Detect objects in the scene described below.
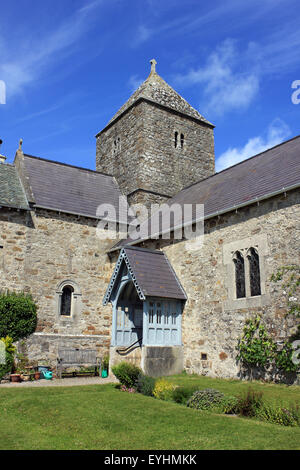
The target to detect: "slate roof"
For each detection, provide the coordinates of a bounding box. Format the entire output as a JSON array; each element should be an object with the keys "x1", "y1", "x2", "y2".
[
  {"x1": 110, "y1": 134, "x2": 300, "y2": 251},
  {"x1": 0, "y1": 164, "x2": 29, "y2": 210},
  {"x1": 103, "y1": 246, "x2": 187, "y2": 304},
  {"x1": 98, "y1": 70, "x2": 213, "y2": 133},
  {"x1": 19, "y1": 154, "x2": 128, "y2": 223}
]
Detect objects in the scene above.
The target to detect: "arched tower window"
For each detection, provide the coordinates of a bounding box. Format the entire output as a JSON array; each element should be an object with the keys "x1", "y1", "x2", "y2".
[
  {"x1": 247, "y1": 247, "x2": 261, "y2": 296},
  {"x1": 60, "y1": 285, "x2": 74, "y2": 316},
  {"x1": 174, "y1": 131, "x2": 178, "y2": 148},
  {"x1": 180, "y1": 133, "x2": 184, "y2": 148},
  {"x1": 233, "y1": 251, "x2": 246, "y2": 299}
]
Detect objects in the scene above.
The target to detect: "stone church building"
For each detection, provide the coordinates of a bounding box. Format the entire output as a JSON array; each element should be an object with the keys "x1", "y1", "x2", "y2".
[{"x1": 0, "y1": 60, "x2": 299, "y2": 379}]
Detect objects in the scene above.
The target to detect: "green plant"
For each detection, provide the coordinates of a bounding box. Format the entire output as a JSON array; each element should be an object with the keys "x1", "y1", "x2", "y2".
[
  {"x1": 111, "y1": 361, "x2": 142, "y2": 388},
  {"x1": 187, "y1": 388, "x2": 225, "y2": 411},
  {"x1": 219, "y1": 396, "x2": 239, "y2": 414},
  {"x1": 102, "y1": 355, "x2": 109, "y2": 371},
  {"x1": 0, "y1": 336, "x2": 16, "y2": 355},
  {"x1": 236, "y1": 316, "x2": 277, "y2": 378},
  {"x1": 153, "y1": 378, "x2": 175, "y2": 401},
  {"x1": 236, "y1": 388, "x2": 264, "y2": 417},
  {"x1": 257, "y1": 403, "x2": 300, "y2": 427},
  {"x1": 172, "y1": 385, "x2": 199, "y2": 405},
  {"x1": 275, "y1": 340, "x2": 300, "y2": 373},
  {"x1": 0, "y1": 291, "x2": 37, "y2": 342},
  {"x1": 135, "y1": 373, "x2": 156, "y2": 396},
  {"x1": 0, "y1": 351, "x2": 14, "y2": 380}
]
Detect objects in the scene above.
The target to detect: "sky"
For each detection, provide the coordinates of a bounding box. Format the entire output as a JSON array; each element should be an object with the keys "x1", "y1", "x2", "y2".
[{"x1": 0, "y1": 0, "x2": 300, "y2": 172}]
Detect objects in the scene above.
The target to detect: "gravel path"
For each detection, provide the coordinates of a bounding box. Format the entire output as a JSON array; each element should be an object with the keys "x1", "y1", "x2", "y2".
[{"x1": 0, "y1": 376, "x2": 118, "y2": 388}]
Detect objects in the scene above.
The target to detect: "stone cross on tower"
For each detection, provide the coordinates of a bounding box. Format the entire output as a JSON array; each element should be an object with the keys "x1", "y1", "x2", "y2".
[{"x1": 150, "y1": 58, "x2": 157, "y2": 73}]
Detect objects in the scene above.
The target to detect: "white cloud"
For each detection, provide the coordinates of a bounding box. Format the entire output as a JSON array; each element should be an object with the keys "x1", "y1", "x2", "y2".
[
  {"x1": 216, "y1": 118, "x2": 291, "y2": 172},
  {"x1": 0, "y1": 2, "x2": 106, "y2": 99},
  {"x1": 132, "y1": 25, "x2": 153, "y2": 47},
  {"x1": 175, "y1": 39, "x2": 260, "y2": 116},
  {"x1": 128, "y1": 75, "x2": 144, "y2": 92}
]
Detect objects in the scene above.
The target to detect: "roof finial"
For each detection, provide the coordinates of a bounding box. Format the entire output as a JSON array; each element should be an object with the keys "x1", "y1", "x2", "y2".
[
  {"x1": 18, "y1": 138, "x2": 23, "y2": 152},
  {"x1": 150, "y1": 58, "x2": 157, "y2": 74}
]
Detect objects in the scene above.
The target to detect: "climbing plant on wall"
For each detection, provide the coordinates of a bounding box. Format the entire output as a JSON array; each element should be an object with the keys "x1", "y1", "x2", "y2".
[
  {"x1": 237, "y1": 266, "x2": 300, "y2": 378},
  {"x1": 271, "y1": 265, "x2": 300, "y2": 373},
  {"x1": 236, "y1": 316, "x2": 277, "y2": 378}
]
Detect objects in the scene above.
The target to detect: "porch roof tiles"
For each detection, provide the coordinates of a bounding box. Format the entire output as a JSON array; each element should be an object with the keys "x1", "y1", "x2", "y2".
[{"x1": 103, "y1": 246, "x2": 187, "y2": 304}]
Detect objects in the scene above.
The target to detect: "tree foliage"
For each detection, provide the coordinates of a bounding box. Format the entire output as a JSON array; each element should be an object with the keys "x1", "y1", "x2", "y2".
[{"x1": 0, "y1": 291, "x2": 38, "y2": 342}]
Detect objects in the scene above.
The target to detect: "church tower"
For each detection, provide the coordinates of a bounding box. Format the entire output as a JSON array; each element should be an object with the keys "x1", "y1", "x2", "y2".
[{"x1": 96, "y1": 60, "x2": 215, "y2": 208}]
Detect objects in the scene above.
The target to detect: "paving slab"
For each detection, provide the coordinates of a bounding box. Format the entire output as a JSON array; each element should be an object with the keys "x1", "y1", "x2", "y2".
[{"x1": 0, "y1": 376, "x2": 118, "y2": 388}]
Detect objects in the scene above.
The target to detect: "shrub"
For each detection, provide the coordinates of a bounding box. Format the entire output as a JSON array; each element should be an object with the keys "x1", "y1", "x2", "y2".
[
  {"x1": 172, "y1": 385, "x2": 199, "y2": 405},
  {"x1": 219, "y1": 396, "x2": 239, "y2": 414},
  {"x1": 0, "y1": 336, "x2": 16, "y2": 355},
  {"x1": 257, "y1": 403, "x2": 300, "y2": 427},
  {"x1": 153, "y1": 378, "x2": 175, "y2": 401},
  {"x1": 0, "y1": 292, "x2": 37, "y2": 342},
  {"x1": 0, "y1": 351, "x2": 14, "y2": 380},
  {"x1": 111, "y1": 361, "x2": 142, "y2": 388},
  {"x1": 187, "y1": 388, "x2": 225, "y2": 411},
  {"x1": 135, "y1": 374, "x2": 156, "y2": 396},
  {"x1": 236, "y1": 388, "x2": 264, "y2": 417},
  {"x1": 275, "y1": 340, "x2": 300, "y2": 373}
]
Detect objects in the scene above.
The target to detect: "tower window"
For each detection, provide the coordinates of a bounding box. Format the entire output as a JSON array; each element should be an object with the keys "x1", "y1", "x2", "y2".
[
  {"x1": 233, "y1": 251, "x2": 246, "y2": 299},
  {"x1": 174, "y1": 132, "x2": 178, "y2": 148},
  {"x1": 174, "y1": 132, "x2": 184, "y2": 149},
  {"x1": 113, "y1": 137, "x2": 121, "y2": 155}
]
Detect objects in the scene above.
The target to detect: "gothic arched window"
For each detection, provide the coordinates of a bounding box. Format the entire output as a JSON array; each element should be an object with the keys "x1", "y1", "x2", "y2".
[
  {"x1": 248, "y1": 247, "x2": 261, "y2": 296},
  {"x1": 233, "y1": 251, "x2": 246, "y2": 298},
  {"x1": 60, "y1": 285, "x2": 74, "y2": 316}
]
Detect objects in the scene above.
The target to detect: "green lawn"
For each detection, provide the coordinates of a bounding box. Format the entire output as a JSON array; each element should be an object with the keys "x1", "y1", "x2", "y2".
[
  {"x1": 165, "y1": 373, "x2": 300, "y2": 406},
  {"x1": 0, "y1": 376, "x2": 299, "y2": 450}
]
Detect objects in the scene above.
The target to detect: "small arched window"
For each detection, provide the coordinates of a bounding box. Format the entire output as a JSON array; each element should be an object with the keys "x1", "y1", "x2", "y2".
[
  {"x1": 174, "y1": 131, "x2": 178, "y2": 148},
  {"x1": 60, "y1": 285, "x2": 74, "y2": 316},
  {"x1": 233, "y1": 251, "x2": 246, "y2": 298},
  {"x1": 247, "y1": 247, "x2": 261, "y2": 296},
  {"x1": 180, "y1": 133, "x2": 184, "y2": 148}
]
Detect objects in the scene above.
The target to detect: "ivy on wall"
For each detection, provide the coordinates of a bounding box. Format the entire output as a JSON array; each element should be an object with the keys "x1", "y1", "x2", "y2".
[{"x1": 236, "y1": 265, "x2": 300, "y2": 376}]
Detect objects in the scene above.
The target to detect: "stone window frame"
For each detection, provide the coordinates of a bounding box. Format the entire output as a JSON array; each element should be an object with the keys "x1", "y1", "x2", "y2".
[
  {"x1": 56, "y1": 280, "x2": 82, "y2": 321},
  {"x1": 223, "y1": 234, "x2": 270, "y2": 310},
  {"x1": 174, "y1": 130, "x2": 184, "y2": 150}
]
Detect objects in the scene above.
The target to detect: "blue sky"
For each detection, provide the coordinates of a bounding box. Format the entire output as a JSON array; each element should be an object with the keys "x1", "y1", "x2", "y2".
[{"x1": 0, "y1": 0, "x2": 299, "y2": 172}]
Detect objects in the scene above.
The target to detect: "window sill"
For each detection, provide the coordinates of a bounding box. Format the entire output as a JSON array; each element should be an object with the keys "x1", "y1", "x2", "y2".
[{"x1": 223, "y1": 293, "x2": 270, "y2": 311}]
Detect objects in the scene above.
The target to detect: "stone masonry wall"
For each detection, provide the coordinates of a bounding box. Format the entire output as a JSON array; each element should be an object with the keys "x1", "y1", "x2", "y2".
[
  {"x1": 96, "y1": 100, "x2": 215, "y2": 205},
  {"x1": 139, "y1": 189, "x2": 300, "y2": 381},
  {"x1": 0, "y1": 207, "x2": 115, "y2": 367}
]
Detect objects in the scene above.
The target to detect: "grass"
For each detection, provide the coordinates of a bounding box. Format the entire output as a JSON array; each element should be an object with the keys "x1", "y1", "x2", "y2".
[
  {"x1": 0, "y1": 375, "x2": 299, "y2": 450},
  {"x1": 165, "y1": 373, "x2": 300, "y2": 406}
]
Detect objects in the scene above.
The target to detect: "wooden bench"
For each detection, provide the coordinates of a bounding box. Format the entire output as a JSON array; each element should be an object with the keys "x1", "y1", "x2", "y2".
[{"x1": 57, "y1": 348, "x2": 101, "y2": 379}]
